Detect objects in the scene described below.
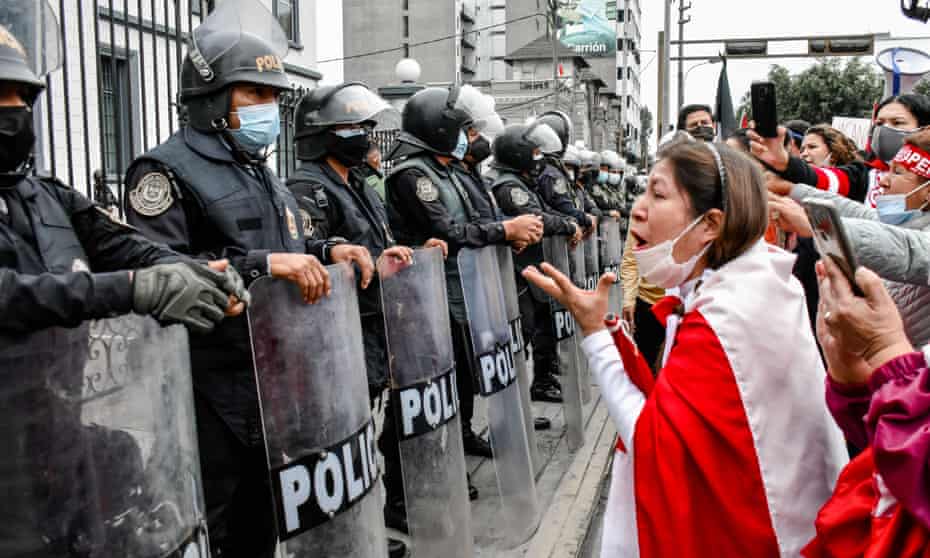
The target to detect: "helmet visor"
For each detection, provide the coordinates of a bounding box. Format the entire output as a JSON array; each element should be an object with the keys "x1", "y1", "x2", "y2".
[
  {"x1": 312, "y1": 84, "x2": 395, "y2": 128},
  {"x1": 190, "y1": 0, "x2": 288, "y2": 76},
  {"x1": 526, "y1": 122, "x2": 563, "y2": 155},
  {"x1": 0, "y1": 0, "x2": 62, "y2": 79}
]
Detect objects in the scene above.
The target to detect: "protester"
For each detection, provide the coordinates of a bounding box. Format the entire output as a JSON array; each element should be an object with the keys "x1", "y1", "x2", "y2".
[
  {"x1": 619, "y1": 230, "x2": 665, "y2": 373},
  {"x1": 524, "y1": 138, "x2": 847, "y2": 557},
  {"x1": 725, "y1": 128, "x2": 752, "y2": 153},
  {"x1": 804, "y1": 257, "x2": 930, "y2": 557},
  {"x1": 677, "y1": 103, "x2": 715, "y2": 141},
  {"x1": 751, "y1": 94, "x2": 930, "y2": 205},
  {"x1": 801, "y1": 124, "x2": 861, "y2": 168},
  {"x1": 769, "y1": 127, "x2": 930, "y2": 348}
]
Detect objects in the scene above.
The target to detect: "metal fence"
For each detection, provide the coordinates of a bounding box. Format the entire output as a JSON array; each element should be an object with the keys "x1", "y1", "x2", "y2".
[{"x1": 371, "y1": 129, "x2": 400, "y2": 173}]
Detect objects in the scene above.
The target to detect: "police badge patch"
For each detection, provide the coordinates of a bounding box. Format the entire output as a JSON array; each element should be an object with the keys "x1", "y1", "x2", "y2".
[
  {"x1": 415, "y1": 176, "x2": 439, "y2": 202},
  {"x1": 510, "y1": 188, "x2": 530, "y2": 207},
  {"x1": 129, "y1": 173, "x2": 174, "y2": 217},
  {"x1": 299, "y1": 209, "x2": 314, "y2": 236},
  {"x1": 285, "y1": 207, "x2": 299, "y2": 239},
  {"x1": 554, "y1": 178, "x2": 568, "y2": 195}
]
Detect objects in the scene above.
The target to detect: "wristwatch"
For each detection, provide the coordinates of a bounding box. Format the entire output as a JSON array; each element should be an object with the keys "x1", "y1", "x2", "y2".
[{"x1": 322, "y1": 236, "x2": 348, "y2": 263}]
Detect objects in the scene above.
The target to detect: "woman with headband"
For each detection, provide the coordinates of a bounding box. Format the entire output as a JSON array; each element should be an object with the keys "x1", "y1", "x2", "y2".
[{"x1": 523, "y1": 138, "x2": 847, "y2": 558}]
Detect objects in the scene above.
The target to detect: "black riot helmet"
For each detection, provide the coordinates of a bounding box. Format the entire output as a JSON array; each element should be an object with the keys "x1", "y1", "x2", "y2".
[
  {"x1": 535, "y1": 111, "x2": 572, "y2": 156},
  {"x1": 386, "y1": 86, "x2": 472, "y2": 160},
  {"x1": 492, "y1": 122, "x2": 562, "y2": 173},
  {"x1": 180, "y1": 0, "x2": 291, "y2": 132},
  {"x1": 294, "y1": 82, "x2": 393, "y2": 161},
  {"x1": 0, "y1": 0, "x2": 61, "y2": 105}
]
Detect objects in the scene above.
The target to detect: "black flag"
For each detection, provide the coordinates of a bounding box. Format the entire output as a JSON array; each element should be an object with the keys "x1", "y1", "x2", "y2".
[{"x1": 715, "y1": 57, "x2": 737, "y2": 139}]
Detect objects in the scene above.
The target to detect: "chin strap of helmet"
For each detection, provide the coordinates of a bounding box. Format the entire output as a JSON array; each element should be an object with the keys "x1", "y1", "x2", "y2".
[{"x1": 219, "y1": 129, "x2": 273, "y2": 166}]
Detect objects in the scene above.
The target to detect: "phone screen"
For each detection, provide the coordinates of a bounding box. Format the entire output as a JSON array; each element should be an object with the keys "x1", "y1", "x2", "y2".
[{"x1": 804, "y1": 201, "x2": 865, "y2": 296}]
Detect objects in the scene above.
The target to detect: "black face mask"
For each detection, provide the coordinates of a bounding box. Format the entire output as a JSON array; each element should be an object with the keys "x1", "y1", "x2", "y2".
[
  {"x1": 466, "y1": 135, "x2": 491, "y2": 164},
  {"x1": 0, "y1": 107, "x2": 35, "y2": 172},
  {"x1": 328, "y1": 128, "x2": 371, "y2": 167},
  {"x1": 687, "y1": 125, "x2": 715, "y2": 142}
]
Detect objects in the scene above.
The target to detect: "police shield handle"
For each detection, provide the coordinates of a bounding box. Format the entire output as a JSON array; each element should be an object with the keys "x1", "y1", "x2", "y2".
[
  {"x1": 522, "y1": 263, "x2": 615, "y2": 338},
  {"x1": 268, "y1": 252, "x2": 331, "y2": 303}
]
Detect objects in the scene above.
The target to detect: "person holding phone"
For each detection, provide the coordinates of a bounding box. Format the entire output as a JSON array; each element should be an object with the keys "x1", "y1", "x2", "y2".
[
  {"x1": 523, "y1": 137, "x2": 847, "y2": 558},
  {"x1": 768, "y1": 128, "x2": 930, "y2": 349},
  {"x1": 804, "y1": 257, "x2": 930, "y2": 556},
  {"x1": 752, "y1": 94, "x2": 930, "y2": 205}
]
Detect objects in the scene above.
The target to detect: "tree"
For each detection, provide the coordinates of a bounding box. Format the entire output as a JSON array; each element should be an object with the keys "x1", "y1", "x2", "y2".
[
  {"x1": 913, "y1": 78, "x2": 930, "y2": 98},
  {"x1": 737, "y1": 58, "x2": 883, "y2": 126},
  {"x1": 639, "y1": 106, "x2": 653, "y2": 168}
]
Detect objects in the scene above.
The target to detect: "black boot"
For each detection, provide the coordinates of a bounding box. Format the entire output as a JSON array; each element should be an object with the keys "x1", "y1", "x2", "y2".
[
  {"x1": 462, "y1": 429, "x2": 494, "y2": 458},
  {"x1": 388, "y1": 538, "x2": 407, "y2": 558},
  {"x1": 534, "y1": 416, "x2": 552, "y2": 430},
  {"x1": 384, "y1": 500, "x2": 409, "y2": 534},
  {"x1": 531, "y1": 375, "x2": 563, "y2": 403}
]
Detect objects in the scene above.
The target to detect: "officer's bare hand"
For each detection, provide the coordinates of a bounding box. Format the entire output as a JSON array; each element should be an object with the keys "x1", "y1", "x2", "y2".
[
  {"x1": 569, "y1": 223, "x2": 583, "y2": 248},
  {"x1": 423, "y1": 238, "x2": 449, "y2": 258},
  {"x1": 522, "y1": 263, "x2": 615, "y2": 337},
  {"x1": 206, "y1": 259, "x2": 247, "y2": 316},
  {"x1": 379, "y1": 246, "x2": 414, "y2": 269},
  {"x1": 512, "y1": 240, "x2": 529, "y2": 254},
  {"x1": 583, "y1": 215, "x2": 598, "y2": 239},
  {"x1": 503, "y1": 214, "x2": 544, "y2": 244},
  {"x1": 330, "y1": 244, "x2": 376, "y2": 289},
  {"x1": 609, "y1": 210, "x2": 621, "y2": 220},
  {"x1": 269, "y1": 253, "x2": 331, "y2": 304}
]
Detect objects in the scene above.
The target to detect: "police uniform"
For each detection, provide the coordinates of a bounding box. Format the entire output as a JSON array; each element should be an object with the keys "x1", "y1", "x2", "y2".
[
  {"x1": 450, "y1": 160, "x2": 502, "y2": 224},
  {"x1": 536, "y1": 162, "x2": 593, "y2": 229},
  {"x1": 0, "y1": 175, "x2": 181, "y2": 336},
  {"x1": 123, "y1": 126, "x2": 334, "y2": 557},
  {"x1": 492, "y1": 169, "x2": 576, "y2": 386}
]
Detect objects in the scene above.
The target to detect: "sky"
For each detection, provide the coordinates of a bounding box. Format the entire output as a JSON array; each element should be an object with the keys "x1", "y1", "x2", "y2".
[{"x1": 315, "y1": 1, "x2": 930, "y2": 141}]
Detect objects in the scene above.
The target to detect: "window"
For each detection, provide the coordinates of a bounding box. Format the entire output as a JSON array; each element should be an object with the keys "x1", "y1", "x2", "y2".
[
  {"x1": 274, "y1": 0, "x2": 300, "y2": 47},
  {"x1": 403, "y1": 16, "x2": 409, "y2": 38},
  {"x1": 99, "y1": 55, "x2": 131, "y2": 176},
  {"x1": 191, "y1": 0, "x2": 214, "y2": 16}
]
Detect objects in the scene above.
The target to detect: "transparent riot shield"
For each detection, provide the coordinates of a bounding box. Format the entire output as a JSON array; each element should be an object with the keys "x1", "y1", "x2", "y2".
[
  {"x1": 600, "y1": 218, "x2": 623, "y2": 315},
  {"x1": 0, "y1": 316, "x2": 208, "y2": 558},
  {"x1": 459, "y1": 246, "x2": 540, "y2": 547},
  {"x1": 497, "y1": 244, "x2": 542, "y2": 477},
  {"x1": 570, "y1": 241, "x2": 592, "y2": 406},
  {"x1": 378, "y1": 247, "x2": 474, "y2": 558},
  {"x1": 543, "y1": 236, "x2": 586, "y2": 452},
  {"x1": 248, "y1": 266, "x2": 386, "y2": 558}
]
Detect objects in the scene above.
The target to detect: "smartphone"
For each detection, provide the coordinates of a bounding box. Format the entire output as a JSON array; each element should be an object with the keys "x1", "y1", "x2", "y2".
[
  {"x1": 801, "y1": 198, "x2": 865, "y2": 296},
  {"x1": 751, "y1": 81, "x2": 778, "y2": 138}
]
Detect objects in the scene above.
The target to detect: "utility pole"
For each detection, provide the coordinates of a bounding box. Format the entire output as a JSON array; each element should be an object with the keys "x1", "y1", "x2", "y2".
[
  {"x1": 660, "y1": 0, "x2": 672, "y2": 138},
  {"x1": 657, "y1": 29, "x2": 666, "y2": 141},
  {"x1": 617, "y1": 0, "x2": 628, "y2": 155},
  {"x1": 549, "y1": 0, "x2": 560, "y2": 111},
  {"x1": 677, "y1": 1, "x2": 692, "y2": 109}
]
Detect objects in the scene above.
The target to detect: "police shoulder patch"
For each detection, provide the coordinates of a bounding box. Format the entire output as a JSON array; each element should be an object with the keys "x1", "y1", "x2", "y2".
[
  {"x1": 553, "y1": 177, "x2": 568, "y2": 195},
  {"x1": 415, "y1": 176, "x2": 439, "y2": 203},
  {"x1": 299, "y1": 208, "x2": 314, "y2": 236},
  {"x1": 510, "y1": 187, "x2": 530, "y2": 207},
  {"x1": 129, "y1": 172, "x2": 174, "y2": 217}
]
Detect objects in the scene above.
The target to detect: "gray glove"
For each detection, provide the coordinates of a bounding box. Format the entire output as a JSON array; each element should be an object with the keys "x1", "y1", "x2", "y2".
[
  {"x1": 132, "y1": 262, "x2": 230, "y2": 333},
  {"x1": 215, "y1": 265, "x2": 251, "y2": 307}
]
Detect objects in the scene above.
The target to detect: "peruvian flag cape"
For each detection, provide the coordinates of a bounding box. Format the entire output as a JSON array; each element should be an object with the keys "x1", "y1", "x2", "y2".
[{"x1": 598, "y1": 241, "x2": 848, "y2": 558}]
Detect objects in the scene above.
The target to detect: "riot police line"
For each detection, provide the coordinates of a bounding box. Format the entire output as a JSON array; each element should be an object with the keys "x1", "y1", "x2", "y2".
[{"x1": 0, "y1": 0, "x2": 638, "y2": 556}]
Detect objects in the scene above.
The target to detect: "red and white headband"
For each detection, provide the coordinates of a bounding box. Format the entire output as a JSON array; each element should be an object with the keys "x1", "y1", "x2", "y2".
[{"x1": 893, "y1": 143, "x2": 930, "y2": 179}]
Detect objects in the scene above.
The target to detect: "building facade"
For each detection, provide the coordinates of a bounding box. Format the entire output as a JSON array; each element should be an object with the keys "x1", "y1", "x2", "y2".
[{"x1": 33, "y1": 0, "x2": 321, "y2": 207}]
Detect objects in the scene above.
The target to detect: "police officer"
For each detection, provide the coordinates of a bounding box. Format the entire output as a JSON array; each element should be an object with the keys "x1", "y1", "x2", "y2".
[
  {"x1": 121, "y1": 5, "x2": 374, "y2": 557},
  {"x1": 491, "y1": 123, "x2": 582, "y2": 402},
  {"x1": 535, "y1": 111, "x2": 598, "y2": 237},
  {"x1": 0, "y1": 3, "x2": 239, "y2": 339},
  {"x1": 286, "y1": 82, "x2": 443, "y2": 549},
  {"x1": 385, "y1": 86, "x2": 544, "y2": 461},
  {"x1": 448, "y1": 86, "x2": 505, "y2": 224}
]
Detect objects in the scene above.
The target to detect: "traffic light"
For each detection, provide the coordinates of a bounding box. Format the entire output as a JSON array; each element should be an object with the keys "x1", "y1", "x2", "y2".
[
  {"x1": 724, "y1": 40, "x2": 767, "y2": 57},
  {"x1": 808, "y1": 38, "x2": 874, "y2": 56}
]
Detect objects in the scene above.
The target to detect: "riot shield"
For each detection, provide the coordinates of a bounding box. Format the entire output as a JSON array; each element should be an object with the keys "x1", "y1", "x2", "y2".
[
  {"x1": 378, "y1": 247, "x2": 474, "y2": 558},
  {"x1": 570, "y1": 241, "x2": 592, "y2": 405},
  {"x1": 248, "y1": 266, "x2": 386, "y2": 558},
  {"x1": 0, "y1": 316, "x2": 208, "y2": 558},
  {"x1": 497, "y1": 244, "x2": 542, "y2": 477},
  {"x1": 459, "y1": 246, "x2": 540, "y2": 547},
  {"x1": 600, "y1": 218, "x2": 623, "y2": 315},
  {"x1": 543, "y1": 236, "x2": 586, "y2": 452}
]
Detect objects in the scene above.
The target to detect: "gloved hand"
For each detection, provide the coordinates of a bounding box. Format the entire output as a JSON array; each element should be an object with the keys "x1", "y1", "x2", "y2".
[
  {"x1": 132, "y1": 262, "x2": 231, "y2": 333},
  {"x1": 205, "y1": 259, "x2": 251, "y2": 307}
]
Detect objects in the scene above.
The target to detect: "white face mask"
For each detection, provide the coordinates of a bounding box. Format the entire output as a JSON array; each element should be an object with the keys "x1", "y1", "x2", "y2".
[{"x1": 633, "y1": 215, "x2": 710, "y2": 289}]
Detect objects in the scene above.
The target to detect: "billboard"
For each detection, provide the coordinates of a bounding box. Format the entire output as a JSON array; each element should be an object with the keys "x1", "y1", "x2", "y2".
[{"x1": 557, "y1": 0, "x2": 616, "y2": 58}]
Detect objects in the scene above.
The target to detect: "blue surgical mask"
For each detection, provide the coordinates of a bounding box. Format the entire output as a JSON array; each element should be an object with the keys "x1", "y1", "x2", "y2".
[
  {"x1": 597, "y1": 170, "x2": 609, "y2": 184},
  {"x1": 229, "y1": 102, "x2": 280, "y2": 153},
  {"x1": 608, "y1": 172, "x2": 622, "y2": 185},
  {"x1": 876, "y1": 179, "x2": 930, "y2": 225},
  {"x1": 451, "y1": 130, "x2": 468, "y2": 160}
]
